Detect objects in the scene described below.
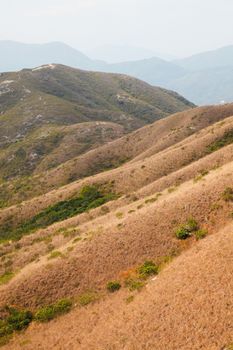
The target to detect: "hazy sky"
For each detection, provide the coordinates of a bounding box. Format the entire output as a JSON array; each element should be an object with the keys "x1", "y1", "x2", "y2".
[{"x1": 1, "y1": 0, "x2": 233, "y2": 57}]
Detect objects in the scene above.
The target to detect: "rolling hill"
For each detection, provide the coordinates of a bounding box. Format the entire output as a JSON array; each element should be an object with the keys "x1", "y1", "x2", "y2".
[
  {"x1": 2, "y1": 41, "x2": 233, "y2": 105},
  {"x1": 0, "y1": 60, "x2": 232, "y2": 349},
  {"x1": 0, "y1": 100, "x2": 232, "y2": 349},
  {"x1": 0, "y1": 64, "x2": 193, "y2": 182}
]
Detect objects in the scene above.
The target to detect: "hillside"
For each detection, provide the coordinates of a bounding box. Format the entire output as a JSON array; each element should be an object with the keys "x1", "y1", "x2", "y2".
[
  {"x1": 1, "y1": 103, "x2": 232, "y2": 209},
  {"x1": 2, "y1": 41, "x2": 233, "y2": 105},
  {"x1": 0, "y1": 101, "x2": 232, "y2": 349},
  {"x1": 0, "y1": 64, "x2": 193, "y2": 181}
]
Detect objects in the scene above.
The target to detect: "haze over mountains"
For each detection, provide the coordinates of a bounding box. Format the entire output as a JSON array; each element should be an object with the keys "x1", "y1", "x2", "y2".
[
  {"x1": 1, "y1": 40, "x2": 233, "y2": 105},
  {"x1": 85, "y1": 45, "x2": 176, "y2": 63}
]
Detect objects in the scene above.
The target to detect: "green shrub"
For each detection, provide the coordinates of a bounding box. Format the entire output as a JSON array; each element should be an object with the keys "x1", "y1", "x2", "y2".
[
  {"x1": 206, "y1": 129, "x2": 233, "y2": 153},
  {"x1": 0, "y1": 272, "x2": 15, "y2": 285},
  {"x1": 222, "y1": 187, "x2": 233, "y2": 202},
  {"x1": 106, "y1": 281, "x2": 121, "y2": 293},
  {"x1": 125, "y1": 295, "x2": 134, "y2": 304},
  {"x1": 175, "y1": 226, "x2": 191, "y2": 240},
  {"x1": 125, "y1": 278, "x2": 145, "y2": 291},
  {"x1": 78, "y1": 292, "x2": 97, "y2": 306},
  {"x1": 195, "y1": 229, "x2": 207, "y2": 240},
  {"x1": 35, "y1": 298, "x2": 72, "y2": 322},
  {"x1": 6, "y1": 308, "x2": 33, "y2": 331},
  {"x1": 175, "y1": 218, "x2": 199, "y2": 240},
  {"x1": 186, "y1": 218, "x2": 199, "y2": 231},
  {"x1": 0, "y1": 307, "x2": 33, "y2": 344},
  {"x1": 138, "y1": 261, "x2": 158, "y2": 278}
]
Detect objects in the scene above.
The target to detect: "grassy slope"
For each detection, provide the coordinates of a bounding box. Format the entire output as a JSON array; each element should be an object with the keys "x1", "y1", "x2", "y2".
[
  {"x1": 0, "y1": 105, "x2": 232, "y2": 349},
  {"x1": 0, "y1": 64, "x2": 193, "y2": 182},
  {"x1": 0, "y1": 103, "x2": 233, "y2": 208}
]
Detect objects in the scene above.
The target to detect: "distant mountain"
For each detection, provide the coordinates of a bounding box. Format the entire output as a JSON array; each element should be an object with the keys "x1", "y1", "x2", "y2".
[
  {"x1": 167, "y1": 66, "x2": 233, "y2": 105},
  {"x1": 107, "y1": 57, "x2": 186, "y2": 86},
  {"x1": 175, "y1": 45, "x2": 233, "y2": 71},
  {"x1": 85, "y1": 45, "x2": 176, "y2": 63},
  {"x1": 0, "y1": 64, "x2": 193, "y2": 180},
  {"x1": 168, "y1": 45, "x2": 233, "y2": 104},
  {"x1": 1, "y1": 41, "x2": 233, "y2": 105},
  {"x1": 0, "y1": 41, "x2": 103, "y2": 72}
]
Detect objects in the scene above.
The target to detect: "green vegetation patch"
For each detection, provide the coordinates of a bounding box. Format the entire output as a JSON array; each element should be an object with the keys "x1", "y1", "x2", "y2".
[
  {"x1": 195, "y1": 229, "x2": 207, "y2": 240},
  {"x1": 138, "y1": 260, "x2": 159, "y2": 278},
  {"x1": 0, "y1": 272, "x2": 15, "y2": 286},
  {"x1": 175, "y1": 218, "x2": 199, "y2": 240},
  {"x1": 124, "y1": 278, "x2": 145, "y2": 291},
  {"x1": 0, "y1": 307, "x2": 33, "y2": 344},
  {"x1": 0, "y1": 185, "x2": 118, "y2": 242},
  {"x1": 106, "y1": 281, "x2": 121, "y2": 293},
  {"x1": 206, "y1": 129, "x2": 233, "y2": 153},
  {"x1": 34, "y1": 298, "x2": 72, "y2": 322},
  {"x1": 77, "y1": 292, "x2": 98, "y2": 306},
  {"x1": 222, "y1": 187, "x2": 233, "y2": 202}
]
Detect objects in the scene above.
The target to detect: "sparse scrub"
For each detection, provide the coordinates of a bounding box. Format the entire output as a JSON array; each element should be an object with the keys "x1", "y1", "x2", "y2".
[
  {"x1": 125, "y1": 295, "x2": 134, "y2": 304},
  {"x1": 0, "y1": 271, "x2": 15, "y2": 285},
  {"x1": 35, "y1": 298, "x2": 72, "y2": 322},
  {"x1": 194, "y1": 169, "x2": 209, "y2": 183},
  {"x1": 145, "y1": 197, "x2": 157, "y2": 204},
  {"x1": 125, "y1": 278, "x2": 145, "y2": 291},
  {"x1": 0, "y1": 307, "x2": 33, "y2": 344},
  {"x1": 175, "y1": 218, "x2": 199, "y2": 240},
  {"x1": 116, "y1": 212, "x2": 123, "y2": 219},
  {"x1": 206, "y1": 129, "x2": 233, "y2": 153},
  {"x1": 168, "y1": 186, "x2": 177, "y2": 193},
  {"x1": 222, "y1": 187, "x2": 233, "y2": 202},
  {"x1": 0, "y1": 185, "x2": 118, "y2": 242},
  {"x1": 72, "y1": 237, "x2": 82, "y2": 244},
  {"x1": 78, "y1": 292, "x2": 98, "y2": 306},
  {"x1": 106, "y1": 281, "x2": 121, "y2": 292},
  {"x1": 138, "y1": 260, "x2": 158, "y2": 278},
  {"x1": 195, "y1": 229, "x2": 208, "y2": 240},
  {"x1": 48, "y1": 251, "x2": 64, "y2": 260}
]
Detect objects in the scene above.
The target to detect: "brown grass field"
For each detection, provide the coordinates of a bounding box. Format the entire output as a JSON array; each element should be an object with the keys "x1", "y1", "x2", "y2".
[{"x1": 0, "y1": 103, "x2": 233, "y2": 349}]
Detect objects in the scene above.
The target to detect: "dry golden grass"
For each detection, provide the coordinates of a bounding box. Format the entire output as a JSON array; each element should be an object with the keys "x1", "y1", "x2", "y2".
[{"x1": 0, "y1": 104, "x2": 233, "y2": 349}]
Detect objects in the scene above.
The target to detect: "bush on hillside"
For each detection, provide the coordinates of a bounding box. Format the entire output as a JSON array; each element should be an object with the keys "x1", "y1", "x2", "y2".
[
  {"x1": 222, "y1": 187, "x2": 233, "y2": 202},
  {"x1": 138, "y1": 260, "x2": 158, "y2": 278},
  {"x1": 106, "y1": 281, "x2": 121, "y2": 293},
  {"x1": 175, "y1": 218, "x2": 199, "y2": 240},
  {"x1": 35, "y1": 298, "x2": 72, "y2": 322}
]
